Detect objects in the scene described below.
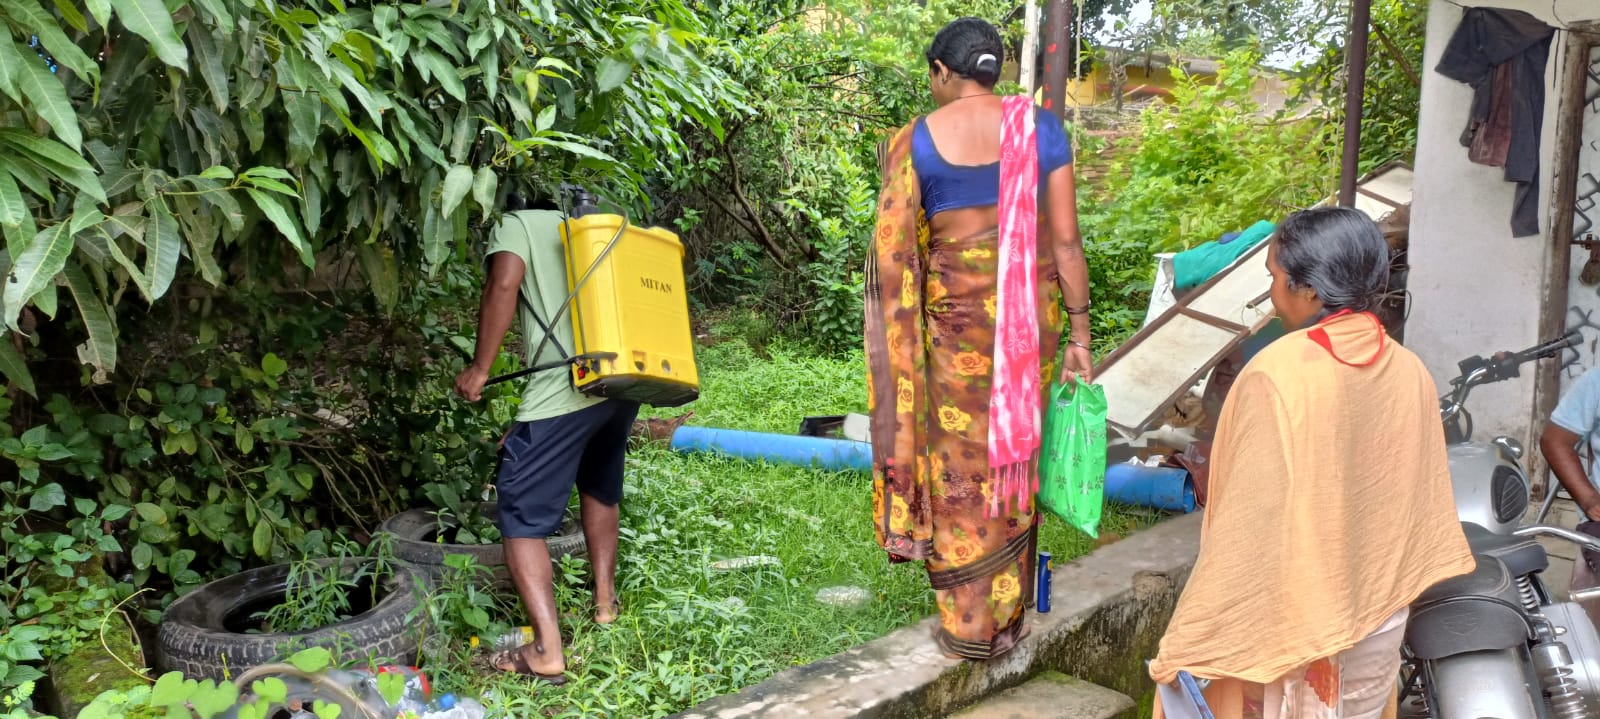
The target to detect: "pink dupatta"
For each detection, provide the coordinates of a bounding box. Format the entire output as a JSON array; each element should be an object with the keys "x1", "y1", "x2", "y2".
[{"x1": 988, "y1": 95, "x2": 1042, "y2": 518}]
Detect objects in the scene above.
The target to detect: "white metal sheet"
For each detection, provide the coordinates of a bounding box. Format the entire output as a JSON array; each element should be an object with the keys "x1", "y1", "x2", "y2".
[
  {"x1": 1098, "y1": 314, "x2": 1236, "y2": 434},
  {"x1": 1092, "y1": 163, "x2": 1416, "y2": 437},
  {"x1": 1185, "y1": 244, "x2": 1273, "y2": 328}
]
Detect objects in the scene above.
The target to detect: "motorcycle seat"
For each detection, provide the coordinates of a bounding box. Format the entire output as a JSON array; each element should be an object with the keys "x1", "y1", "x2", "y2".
[
  {"x1": 1406, "y1": 555, "x2": 1529, "y2": 660},
  {"x1": 1462, "y1": 521, "x2": 1549, "y2": 577}
]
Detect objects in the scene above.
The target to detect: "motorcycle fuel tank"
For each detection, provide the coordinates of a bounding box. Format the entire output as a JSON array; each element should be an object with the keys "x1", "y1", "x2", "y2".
[{"x1": 1448, "y1": 441, "x2": 1531, "y2": 535}]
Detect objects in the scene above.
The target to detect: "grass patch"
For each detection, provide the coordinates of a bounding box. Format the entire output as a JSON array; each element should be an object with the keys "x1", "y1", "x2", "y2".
[{"x1": 425, "y1": 340, "x2": 1159, "y2": 717}]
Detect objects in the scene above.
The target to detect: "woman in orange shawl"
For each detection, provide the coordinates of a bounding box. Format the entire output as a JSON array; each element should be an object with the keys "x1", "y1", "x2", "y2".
[
  {"x1": 864, "y1": 17, "x2": 1093, "y2": 660},
  {"x1": 1148, "y1": 207, "x2": 1474, "y2": 718}
]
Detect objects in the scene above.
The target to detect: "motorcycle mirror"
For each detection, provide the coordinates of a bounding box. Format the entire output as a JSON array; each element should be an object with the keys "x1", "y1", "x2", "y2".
[{"x1": 1493, "y1": 436, "x2": 1525, "y2": 461}]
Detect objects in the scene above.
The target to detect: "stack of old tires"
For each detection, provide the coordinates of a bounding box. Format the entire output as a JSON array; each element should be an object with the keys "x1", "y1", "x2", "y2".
[
  {"x1": 377, "y1": 501, "x2": 587, "y2": 590},
  {"x1": 154, "y1": 502, "x2": 585, "y2": 681},
  {"x1": 156, "y1": 558, "x2": 427, "y2": 681}
]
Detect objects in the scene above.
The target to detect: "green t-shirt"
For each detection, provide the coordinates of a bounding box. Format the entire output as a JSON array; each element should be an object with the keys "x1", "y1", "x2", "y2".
[{"x1": 488, "y1": 210, "x2": 604, "y2": 422}]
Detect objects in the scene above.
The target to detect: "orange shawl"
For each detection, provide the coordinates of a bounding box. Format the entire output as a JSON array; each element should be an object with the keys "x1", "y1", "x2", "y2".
[{"x1": 1149, "y1": 313, "x2": 1473, "y2": 686}]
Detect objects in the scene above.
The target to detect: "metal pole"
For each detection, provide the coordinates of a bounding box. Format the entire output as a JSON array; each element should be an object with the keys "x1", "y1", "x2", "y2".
[
  {"x1": 1338, "y1": 0, "x2": 1373, "y2": 207},
  {"x1": 1020, "y1": 0, "x2": 1041, "y2": 92},
  {"x1": 1040, "y1": 0, "x2": 1072, "y2": 119}
]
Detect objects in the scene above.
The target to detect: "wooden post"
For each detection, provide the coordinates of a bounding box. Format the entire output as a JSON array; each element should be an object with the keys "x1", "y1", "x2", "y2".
[
  {"x1": 1337, "y1": 0, "x2": 1373, "y2": 207},
  {"x1": 1040, "y1": 0, "x2": 1072, "y2": 119},
  {"x1": 1020, "y1": 0, "x2": 1041, "y2": 92}
]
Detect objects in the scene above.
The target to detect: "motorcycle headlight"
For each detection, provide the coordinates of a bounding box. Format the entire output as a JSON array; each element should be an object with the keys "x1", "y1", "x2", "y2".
[{"x1": 1492, "y1": 465, "x2": 1529, "y2": 525}]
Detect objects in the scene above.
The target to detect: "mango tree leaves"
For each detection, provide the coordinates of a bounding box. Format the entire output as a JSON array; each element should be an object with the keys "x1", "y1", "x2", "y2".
[
  {"x1": 415, "y1": 50, "x2": 465, "y2": 102},
  {"x1": 0, "y1": 330, "x2": 35, "y2": 398},
  {"x1": 472, "y1": 166, "x2": 497, "y2": 212},
  {"x1": 101, "y1": 222, "x2": 154, "y2": 301},
  {"x1": 440, "y1": 164, "x2": 472, "y2": 218},
  {"x1": 283, "y1": 90, "x2": 322, "y2": 165},
  {"x1": 188, "y1": 24, "x2": 231, "y2": 113},
  {"x1": 0, "y1": 0, "x2": 98, "y2": 80},
  {"x1": 0, "y1": 130, "x2": 106, "y2": 203},
  {"x1": 144, "y1": 200, "x2": 181, "y2": 300},
  {"x1": 15, "y1": 59, "x2": 81, "y2": 150},
  {"x1": 108, "y1": 0, "x2": 189, "y2": 68},
  {"x1": 62, "y1": 261, "x2": 116, "y2": 380},
  {"x1": 0, "y1": 39, "x2": 22, "y2": 102},
  {"x1": 3, "y1": 221, "x2": 73, "y2": 329},
  {"x1": 596, "y1": 57, "x2": 632, "y2": 93},
  {"x1": 0, "y1": 163, "x2": 23, "y2": 225},
  {"x1": 420, "y1": 203, "x2": 449, "y2": 272},
  {"x1": 0, "y1": 0, "x2": 749, "y2": 382},
  {"x1": 355, "y1": 242, "x2": 398, "y2": 312},
  {"x1": 245, "y1": 189, "x2": 313, "y2": 268}
]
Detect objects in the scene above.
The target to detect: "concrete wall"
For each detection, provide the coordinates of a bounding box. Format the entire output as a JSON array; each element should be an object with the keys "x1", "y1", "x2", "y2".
[{"x1": 1407, "y1": 0, "x2": 1600, "y2": 449}]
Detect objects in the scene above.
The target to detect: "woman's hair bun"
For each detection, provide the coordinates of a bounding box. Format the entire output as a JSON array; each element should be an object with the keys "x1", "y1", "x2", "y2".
[{"x1": 926, "y1": 17, "x2": 1005, "y2": 89}]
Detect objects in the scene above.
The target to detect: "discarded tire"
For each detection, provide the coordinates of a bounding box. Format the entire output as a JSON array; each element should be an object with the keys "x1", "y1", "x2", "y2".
[
  {"x1": 157, "y1": 559, "x2": 424, "y2": 682},
  {"x1": 377, "y1": 502, "x2": 586, "y2": 586}
]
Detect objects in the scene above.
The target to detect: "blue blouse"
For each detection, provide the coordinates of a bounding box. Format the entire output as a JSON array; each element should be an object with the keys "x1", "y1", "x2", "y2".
[{"x1": 912, "y1": 107, "x2": 1074, "y2": 219}]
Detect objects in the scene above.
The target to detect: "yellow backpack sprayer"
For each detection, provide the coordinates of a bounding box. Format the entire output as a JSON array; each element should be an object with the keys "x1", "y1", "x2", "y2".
[{"x1": 483, "y1": 186, "x2": 699, "y2": 408}]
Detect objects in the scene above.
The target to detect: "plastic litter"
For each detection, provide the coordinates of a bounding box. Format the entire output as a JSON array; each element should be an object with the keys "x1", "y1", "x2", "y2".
[
  {"x1": 421, "y1": 697, "x2": 487, "y2": 719},
  {"x1": 470, "y1": 625, "x2": 534, "y2": 653},
  {"x1": 815, "y1": 585, "x2": 871, "y2": 608},
  {"x1": 711, "y1": 555, "x2": 781, "y2": 571}
]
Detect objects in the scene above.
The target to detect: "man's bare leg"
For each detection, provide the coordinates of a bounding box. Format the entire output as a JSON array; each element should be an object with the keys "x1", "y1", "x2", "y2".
[
  {"x1": 581, "y1": 493, "x2": 620, "y2": 624},
  {"x1": 502, "y1": 537, "x2": 564, "y2": 674}
]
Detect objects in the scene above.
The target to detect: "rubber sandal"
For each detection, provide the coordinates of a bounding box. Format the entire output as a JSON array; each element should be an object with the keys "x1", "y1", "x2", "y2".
[{"x1": 491, "y1": 645, "x2": 568, "y2": 686}]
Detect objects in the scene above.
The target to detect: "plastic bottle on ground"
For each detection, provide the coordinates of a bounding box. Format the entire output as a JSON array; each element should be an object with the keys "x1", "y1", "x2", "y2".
[
  {"x1": 469, "y1": 625, "x2": 534, "y2": 653},
  {"x1": 420, "y1": 696, "x2": 487, "y2": 719}
]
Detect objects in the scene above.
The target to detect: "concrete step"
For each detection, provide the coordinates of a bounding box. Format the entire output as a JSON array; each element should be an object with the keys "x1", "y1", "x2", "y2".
[{"x1": 947, "y1": 671, "x2": 1136, "y2": 719}]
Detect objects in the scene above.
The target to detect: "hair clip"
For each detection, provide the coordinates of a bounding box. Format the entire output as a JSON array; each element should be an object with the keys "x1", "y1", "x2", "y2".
[{"x1": 976, "y1": 53, "x2": 998, "y2": 70}]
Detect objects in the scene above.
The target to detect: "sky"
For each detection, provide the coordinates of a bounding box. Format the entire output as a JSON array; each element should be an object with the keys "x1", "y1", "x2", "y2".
[{"x1": 1109, "y1": 0, "x2": 1328, "y2": 68}]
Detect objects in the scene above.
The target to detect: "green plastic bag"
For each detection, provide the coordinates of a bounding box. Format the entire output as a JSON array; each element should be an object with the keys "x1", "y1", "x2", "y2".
[{"x1": 1038, "y1": 378, "x2": 1108, "y2": 538}]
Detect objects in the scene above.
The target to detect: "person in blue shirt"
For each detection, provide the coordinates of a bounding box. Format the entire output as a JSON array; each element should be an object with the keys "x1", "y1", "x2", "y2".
[{"x1": 1540, "y1": 364, "x2": 1600, "y2": 625}]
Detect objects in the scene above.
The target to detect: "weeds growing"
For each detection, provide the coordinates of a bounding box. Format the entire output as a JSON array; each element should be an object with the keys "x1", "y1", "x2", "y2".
[{"x1": 411, "y1": 340, "x2": 1157, "y2": 717}]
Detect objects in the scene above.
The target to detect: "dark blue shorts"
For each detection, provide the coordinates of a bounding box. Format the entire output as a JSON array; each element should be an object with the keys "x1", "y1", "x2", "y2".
[{"x1": 495, "y1": 400, "x2": 640, "y2": 539}]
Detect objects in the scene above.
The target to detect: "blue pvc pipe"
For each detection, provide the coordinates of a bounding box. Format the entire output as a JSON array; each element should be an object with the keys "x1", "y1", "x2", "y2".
[
  {"x1": 670, "y1": 426, "x2": 1197, "y2": 514},
  {"x1": 1104, "y1": 463, "x2": 1196, "y2": 513},
  {"x1": 670, "y1": 426, "x2": 873, "y2": 473}
]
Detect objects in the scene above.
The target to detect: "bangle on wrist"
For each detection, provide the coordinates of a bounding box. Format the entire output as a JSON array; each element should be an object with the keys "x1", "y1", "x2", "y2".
[
  {"x1": 1064, "y1": 302, "x2": 1091, "y2": 315},
  {"x1": 1067, "y1": 339, "x2": 1090, "y2": 350}
]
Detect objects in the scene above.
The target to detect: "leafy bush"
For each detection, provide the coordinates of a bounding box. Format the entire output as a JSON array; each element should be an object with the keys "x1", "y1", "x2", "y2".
[
  {"x1": 1077, "y1": 48, "x2": 1337, "y2": 347},
  {"x1": 666, "y1": 0, "x2": 1016, "y2": 350},
  {"x1": 1302, "y1": 0, "x2": 1426, "y2": 172},
  {"x1": 0, "y1": 0, "x2": 743, "y2": 390}
]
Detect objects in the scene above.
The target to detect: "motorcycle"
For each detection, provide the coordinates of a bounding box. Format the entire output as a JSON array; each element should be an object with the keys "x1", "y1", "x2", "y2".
[{"x1": 1402, "y1": 330, "x2": 1600, "y2": 719}]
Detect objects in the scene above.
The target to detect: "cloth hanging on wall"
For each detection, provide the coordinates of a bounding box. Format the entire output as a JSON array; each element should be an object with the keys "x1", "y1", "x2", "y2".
[{"x1": 1434, "y1": 6, "x2": 1555, "y2": 238}]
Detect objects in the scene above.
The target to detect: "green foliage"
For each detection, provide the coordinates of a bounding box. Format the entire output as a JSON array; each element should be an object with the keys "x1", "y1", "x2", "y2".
[
  {"x1": 257, "y1": 540, "x2": 392, "y2": 634},
  {"x1": 1303, "y1": 0, "x2": 1426, "y2": 171},
  {"x1": 669, "y1": 0, "x2": 1016, "y2": 350},
  {"x1": 429, "y1": 505, "x2": 502, "y2": 546},
  {"x1": 1114, "y1": 0, "x2": 1345, "y2": 61},
  {"x1": 1075, "y1": 50, "x2": 1336, "y2": 347},
  {"x1": 0, "y1": 0, "x2": 745, "y2": 389},
  {"x1": 0, "y1": 405, "x2": 127, "y2": 691},
  {"x1": 0, "y1": 263, "x2": 518, "y2": 689}
]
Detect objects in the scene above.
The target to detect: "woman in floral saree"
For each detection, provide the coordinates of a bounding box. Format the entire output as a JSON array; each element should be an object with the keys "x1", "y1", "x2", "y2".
[{"x1": 865, "y1": 17, "x2": 1094, "y2": 660}]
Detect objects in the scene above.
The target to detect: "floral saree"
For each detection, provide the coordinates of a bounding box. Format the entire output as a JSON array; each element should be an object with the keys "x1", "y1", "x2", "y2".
[{"x1": 864, "y1": 107, "x2": 1064, "y2": 660}]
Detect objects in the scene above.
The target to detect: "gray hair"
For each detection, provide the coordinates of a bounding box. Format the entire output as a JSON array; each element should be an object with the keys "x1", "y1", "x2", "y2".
[{"x1": 1274, "y1": 206, "x2": 1390, "y2": 318}]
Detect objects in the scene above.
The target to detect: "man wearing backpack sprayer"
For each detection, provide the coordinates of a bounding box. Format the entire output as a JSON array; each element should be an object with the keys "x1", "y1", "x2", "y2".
[{"x1": 454, "y1": 195, "x2": 638, "y2": 684}]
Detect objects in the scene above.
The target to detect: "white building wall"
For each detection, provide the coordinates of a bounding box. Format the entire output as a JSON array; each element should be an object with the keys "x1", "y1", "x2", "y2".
[{"x1": 1407, "y1": 0, "x2": 1600, "y2": 448}]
